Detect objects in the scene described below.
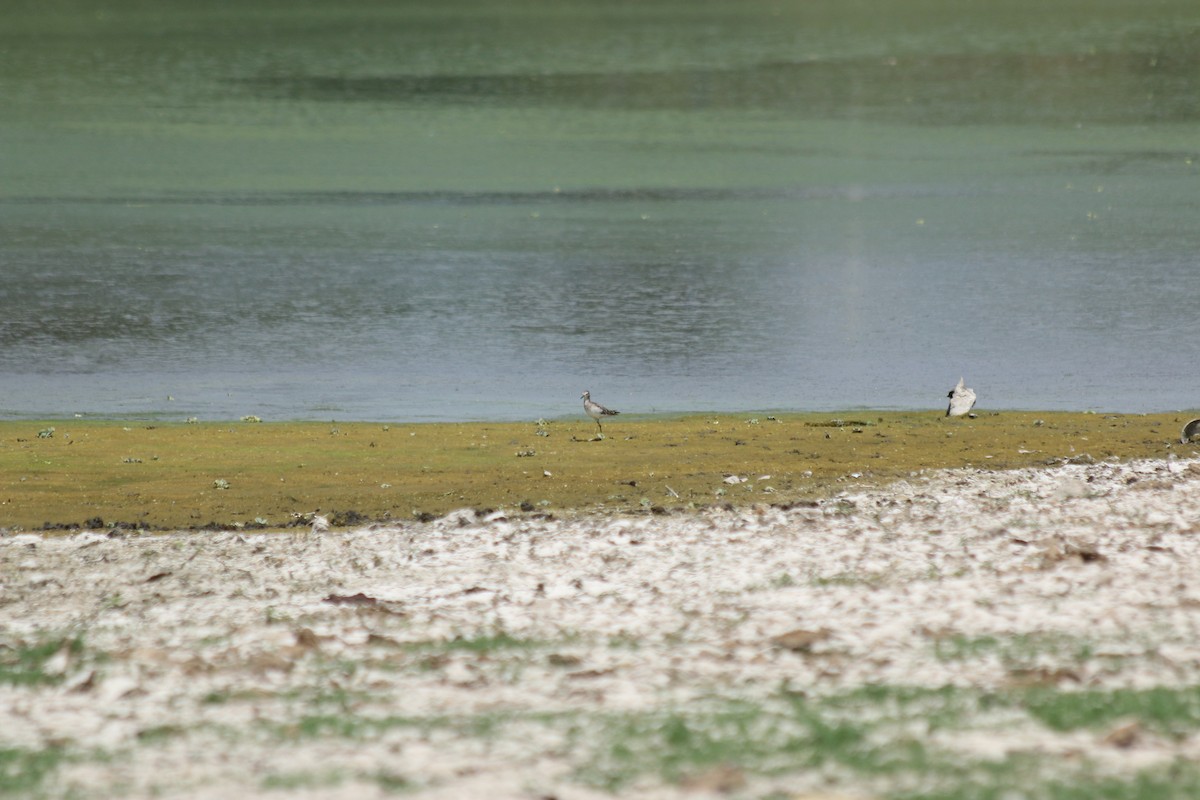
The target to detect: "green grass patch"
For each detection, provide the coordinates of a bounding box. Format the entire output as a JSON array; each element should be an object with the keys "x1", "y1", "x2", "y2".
[
  {"x1": 579, "y1": 685, "x2": 1200, "y2": 794},
  {"x1": 0, "y1": 747, "x2": 67, "y2": 796},
  {"x1": 826, "y1": 684, "x2": 999, "y2": 726},
  {"x1": 576, "y1": 692, "x2": 952, "y2": 791},
  {"x1": 251, "y1": 682, "x2": 1200, "y2": 798},
  {"x1": 371, "y1": 770, "x2": 414, "y2": 794},
  {"x1": 1024, "y1": 686, "x2": 1200, "y2": 735},
  {"x1": 259, "y1": 768, "x2": 414, "y2": 795},
  {"x1": 279, "y1": 709, "x2": 568, "y2": 743},
  {"x1": 932, "y1": 632, "x2": 1097, "y2": 665},
  {"x1": 894, "y1": 761, "x2": 1200, "y2": 800},
  {"x1": 260, "y1": 769, "x2": 347, "y2": 791},
  {"x1": 286, "y1": 713, "x2": 439, "y2": 740},
  {"x1": 809, "y1": 571, "x2": 884, "y2": 588},
  {"x1": 321, "y1": 631, "x2": 558, "y2": 679},
  {"x1": 0, "y1": 636, "x2": 84, "y2": 687},
  {"x1": 412, "y1": 631, "x2": 543, "y2": 654},
  {"x1": 135, "y1": 724, "x2": 188, "y2": 744}
]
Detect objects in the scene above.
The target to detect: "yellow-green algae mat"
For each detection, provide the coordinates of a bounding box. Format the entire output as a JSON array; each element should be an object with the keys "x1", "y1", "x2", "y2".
[{"x1": 0, "y1": 411, "x2": 1194, "y2": 531}]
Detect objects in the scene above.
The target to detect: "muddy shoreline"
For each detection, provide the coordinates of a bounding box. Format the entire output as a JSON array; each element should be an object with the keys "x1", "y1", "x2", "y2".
[
  {"x1": 2, "y1": 411, "x2": 1196, "y2": 533},
  {"x1": 5, "y1": 453, "x2": 1200, "y2": 797}
]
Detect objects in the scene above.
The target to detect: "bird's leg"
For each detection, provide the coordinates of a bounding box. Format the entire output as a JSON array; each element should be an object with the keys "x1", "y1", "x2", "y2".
[{"x1": 596, "y1": 419, "x2": 603, "y2": 434}]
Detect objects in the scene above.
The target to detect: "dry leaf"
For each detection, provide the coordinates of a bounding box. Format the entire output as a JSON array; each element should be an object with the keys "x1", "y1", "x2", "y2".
[
  {"x1": 547, "y1": 653, "x2": 582, "y2": 667},
  {"x1": 567, "y1": 668, "x2": 616, "y2": 680},
  {"x1": 1103, "y1": 720, "x2": 1141, "y2": 749},
  {"x1": 294, "y1": 628, "x2": 321, "y2": 651},
  {"x1": 323, "y1": 592, "x2": 378, "y2": 606},
  {"x1": 680, "y1": 763, "x2": 746, "y2": 793},
  {"x1": 771, "y1": 628, "x2": 831, "y2": 652}
]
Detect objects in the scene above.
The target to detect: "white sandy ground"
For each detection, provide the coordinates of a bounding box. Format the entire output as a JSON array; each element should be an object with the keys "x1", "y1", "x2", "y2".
[{"x1": 5, "y1": 456, "x2": 1200, "y2": 798}]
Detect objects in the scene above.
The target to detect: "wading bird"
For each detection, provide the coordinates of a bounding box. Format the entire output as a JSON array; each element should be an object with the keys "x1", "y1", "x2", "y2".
[{"x1": 581, "y1": 390, "x2": 620, "y2": 434}]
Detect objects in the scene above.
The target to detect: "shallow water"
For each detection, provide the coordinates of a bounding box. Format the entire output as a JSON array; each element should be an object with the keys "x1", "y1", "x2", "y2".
[{"x1": 2, "y1": 0, "x2": 1198, "y2": 420}]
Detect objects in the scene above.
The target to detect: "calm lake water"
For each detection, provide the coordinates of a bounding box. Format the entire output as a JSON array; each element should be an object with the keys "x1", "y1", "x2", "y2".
[{"x1": 2, "y1": 0, "x2": 1198, "y2": 421}]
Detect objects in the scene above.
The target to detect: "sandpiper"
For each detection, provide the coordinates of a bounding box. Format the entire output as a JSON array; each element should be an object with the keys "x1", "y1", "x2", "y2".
[
  {"x1": 946, "y1": 377, "x2": 977, "y2": 417},
  {"x1": 581, "y1": 390, "x2": 619, "y2": 434},
  {"x1": 1182, "y1": 419, "x2": 1200, "y2": 444}
]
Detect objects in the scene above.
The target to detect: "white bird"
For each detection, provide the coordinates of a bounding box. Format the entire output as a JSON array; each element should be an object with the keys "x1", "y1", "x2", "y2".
[
  {"x1": 581, "y1": 390, "x2": 619, "y2": 434},
  {"x1": 946, "y1": 377, "x2": 977, "y2": 417},
  {"x1": 1181, "y1": 419, "x2": 1200, "y2": 444}
]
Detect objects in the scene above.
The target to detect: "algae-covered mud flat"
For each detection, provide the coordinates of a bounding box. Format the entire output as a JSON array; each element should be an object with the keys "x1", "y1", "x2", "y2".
[
  {"x1": 1, "y1": 411, "x2": 1196, "y2": 532},
  {"x1": 6, "y1": 456, "x2": 1200, "y2": 798}
]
